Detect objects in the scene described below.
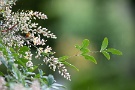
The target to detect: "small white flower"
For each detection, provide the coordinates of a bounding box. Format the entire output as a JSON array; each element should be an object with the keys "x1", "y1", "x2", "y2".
[
  {"x1": 44, "y1": 46, "x2": 52, "y2": 53},
  {"x1": 24, "y1": 51, "x2": 33, "y2": 60},
  {"x1": 26, "y1": 61, "x2": 33, "y2": 67}
]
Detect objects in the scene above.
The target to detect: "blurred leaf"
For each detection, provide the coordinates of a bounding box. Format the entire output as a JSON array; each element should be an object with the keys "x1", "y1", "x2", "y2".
[
  {"x1": 45, "y1": 74, "x2": 55, "y2": 86},
  {"x1": 80, "y1": 48, "x2": 90, "y2": 54},
  {"x1": 100, "y1": 37, "x2": 108, "y2": 51},
  {"x1": 0, "y1": 71, "x2": 4, "y2": 76},
  {"x1": 58, "y1": 56, "x2": 69, "y2": 62},
  {"x1": 75, "y1": 44, "x2": 81, "y2": 50},
  {"x1": 81, "y1": 39, "x2": 90, "y2": 48},
  {"x1": 63, "y1": 61, "x2": 79, "y2": 71},
  {"x1": 12, "y1": 53, "x2": 19, "y2": 59},
  {"x1": 26, "y1": 72, "x2": 35, "y2": 75},
  {"x1": 38, "y1": 69, "x2": 45, "y2": 77},
  {"x1": 15, "y1": 58, "x2": 28, "y2": 68},
  {"x1": 19, "y1": 58, "x2": 28, "y2": 63},
  {"x1": 35, "y1": 74, "x2": 40, "y2": 78},
  {"x1": 10, "y1": 48, "x2": 16, "y2": 53},
  {"x1": 19, "y1": 46, "x2": 30, "y2": 55},
  {"x1": 19, "y1": 46, "x2": 30, "y2": 51},
  {"x1": 102, "y1": 51, "x2": 110, "y2": 60},
  {"x1": 107, "y1": 48, "x2": 122, "y2": 55},
  {"x1": 0, "y1": 56, "x2": 8, "y2": 68},
  {"x1": 82, "y1": 54, "x2": 97, "y2": 64},
  {"x1": 51, "y1": 86, "x2": 59, "y2": 89},
  {"x1": 12, "y1": 65, "x2": 19, "y2": 80},
  {"x1": 28, "y1": 65, "x2": 38, "y2": 72},
  {"x1": 53, "y1": 83, "x2": 65, "y2": 88}
]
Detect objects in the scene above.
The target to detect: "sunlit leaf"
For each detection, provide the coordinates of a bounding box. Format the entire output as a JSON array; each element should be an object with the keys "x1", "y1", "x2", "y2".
[
  {"x1": 10, "y1": 48, "x2": 16, "y2": 53},
  {"x1": 82, "y1": 54, "x2": 97, "y2": 64},
  {"x1": 102, "y1": 51, "x2": 110, "y2": 60},
  {"x1": 19, "y1": 46, "x2": 30, "y2": 55},
  {"x1": 19, "y1": 46, "x2": 30, "y2": 51},
  {"x1": 81, "y1": 39, "x2": 90, "y2": 48},
  {"x1": 15, "y1": 58, "x2": 28, "y2": 67},
  {"x1": 80, "y1": 48, "x2": 90, "y2": 54},
  {"x1": 107, "y1": 48, "x2": 122, "y2": 55},
  {"x1": 63, "y1": 61, "x2": 79, "y2": 71},
  {"x1": 58, "y1": 56, "x2": 69, "y2": 62},
  {"x1": 100, "y1": 37, "x2": 108, "y2": 51},
  {"x1": 75, "y1": 44, "x2": 81, "y2": 50},
  {"x1": 35, "y1": 74, "x2": 40, "y2": 78}
]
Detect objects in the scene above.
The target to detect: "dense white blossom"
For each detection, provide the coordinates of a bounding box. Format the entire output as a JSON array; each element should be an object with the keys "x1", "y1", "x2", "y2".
[{"x1": 0, "y1": 0, "x2": 71, "y2": 81}]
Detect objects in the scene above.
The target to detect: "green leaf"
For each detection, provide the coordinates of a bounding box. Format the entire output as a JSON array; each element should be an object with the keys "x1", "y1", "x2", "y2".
[
  {"x1": 102, "y1": 51, "x2": 110, "y2": 60},
  {"x1": 47, "y1": 74, "x2": 55, "y2": 86},
  {"x1": 58, "y1": 56, "x2": 69, "y2": 62},
  {"x1": 107, "y1": 48, "x2": 122, "y2": 55},
  {"x1": 82, "y1": 54, "x2": 97, "y2": 64},
  {"x1": 19, "y1": 46, "x2": 30, "y2": 51},
  {"x1": 75, "y1": 44, "x2": 81, "y2": 50},
  {"x1": 0, "y1": 56, "x2": 8, "y2": 68},
  {"x1": 10, "y1": 48, "x2": 15, "y2": 53},
  {"x1": 80, "y1": 48, "x2": 90, "y2": 54},
  {"x1": 19, "y1": 46, "x2": 30, "y2": 55},
  {"x1": 38, "y1": 69, "x2": 45, "y2": 76},
  {"x1": 26, "y1": 72, "x2": 35, "y2": 75},
  {"x1": 14, "y1": 60, "x2": 26, "y2": 68},
  {"x1": 100, "y1": 37, "x2": 108, "y2": 51},
  {"x1": 81, "y1": 39, "x2": 90, "y2": 48},
  {"x1": 63, "y1": 61, "x2": 79, "y2": 71},
  {"x1": 0, "y1": 71, "x2": 4, "y2": 76},
  {"x1": 35, "y1": 74, "x2": 40, "y2": 78},
  {"x1": 19, "y1": 58, "x2": 28, "y2": 63}
]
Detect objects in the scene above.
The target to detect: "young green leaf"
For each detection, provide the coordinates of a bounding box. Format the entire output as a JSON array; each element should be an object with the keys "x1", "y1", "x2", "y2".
[
  {"x1": 14, "y1": 58, "x2": 28, "y2": 68},
  {"x1": 63, "y1": 61, "x2": 79, "y2": 71},
  {"x1": 100, "y1": 37, "x2": 108, "y2": 51},
  {"x1": 58, "y1": 56, "x2": 69, "y2": 62},
  {"x1": 0, "y1": 71, "x2": 4, "y2": 76},
  {"x1": 80, "y1": 48, "x2": 90, "y2": 54},
  {"x1": 19, "y1": 46, "x2": 30, "y2": 52},
  {"x1": 82, "y1": 54, "x2": 97, "y2": 64},
  {"x1": 107, "y1": 48, "x2": 122, "y2": 55},
  {"x1": 81, "y1": 39, "x2": 90, "y2": 48},
  {"x1": 75, "y1": 44, "x2": 81, "y2": 50},
  {"x1": 102, "y1": 51, "x2": 110, "y2": 60}
]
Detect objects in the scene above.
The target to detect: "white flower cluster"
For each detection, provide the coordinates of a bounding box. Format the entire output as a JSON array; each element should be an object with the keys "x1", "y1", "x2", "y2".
[
  {"x1": 43, "y1": 56, "x2": 71, "y2": 81},
  {"x1": 0, "y1": 0, "x2": 71, "y2": 81},
  {"x1": 1, "y1": 10, "x2": 56, "y2": 48}
]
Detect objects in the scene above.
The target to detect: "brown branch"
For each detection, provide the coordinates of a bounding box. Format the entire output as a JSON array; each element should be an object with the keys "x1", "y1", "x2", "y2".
[{"x1": 1, "y1": 23, "x2": 18, "y2": 32}]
